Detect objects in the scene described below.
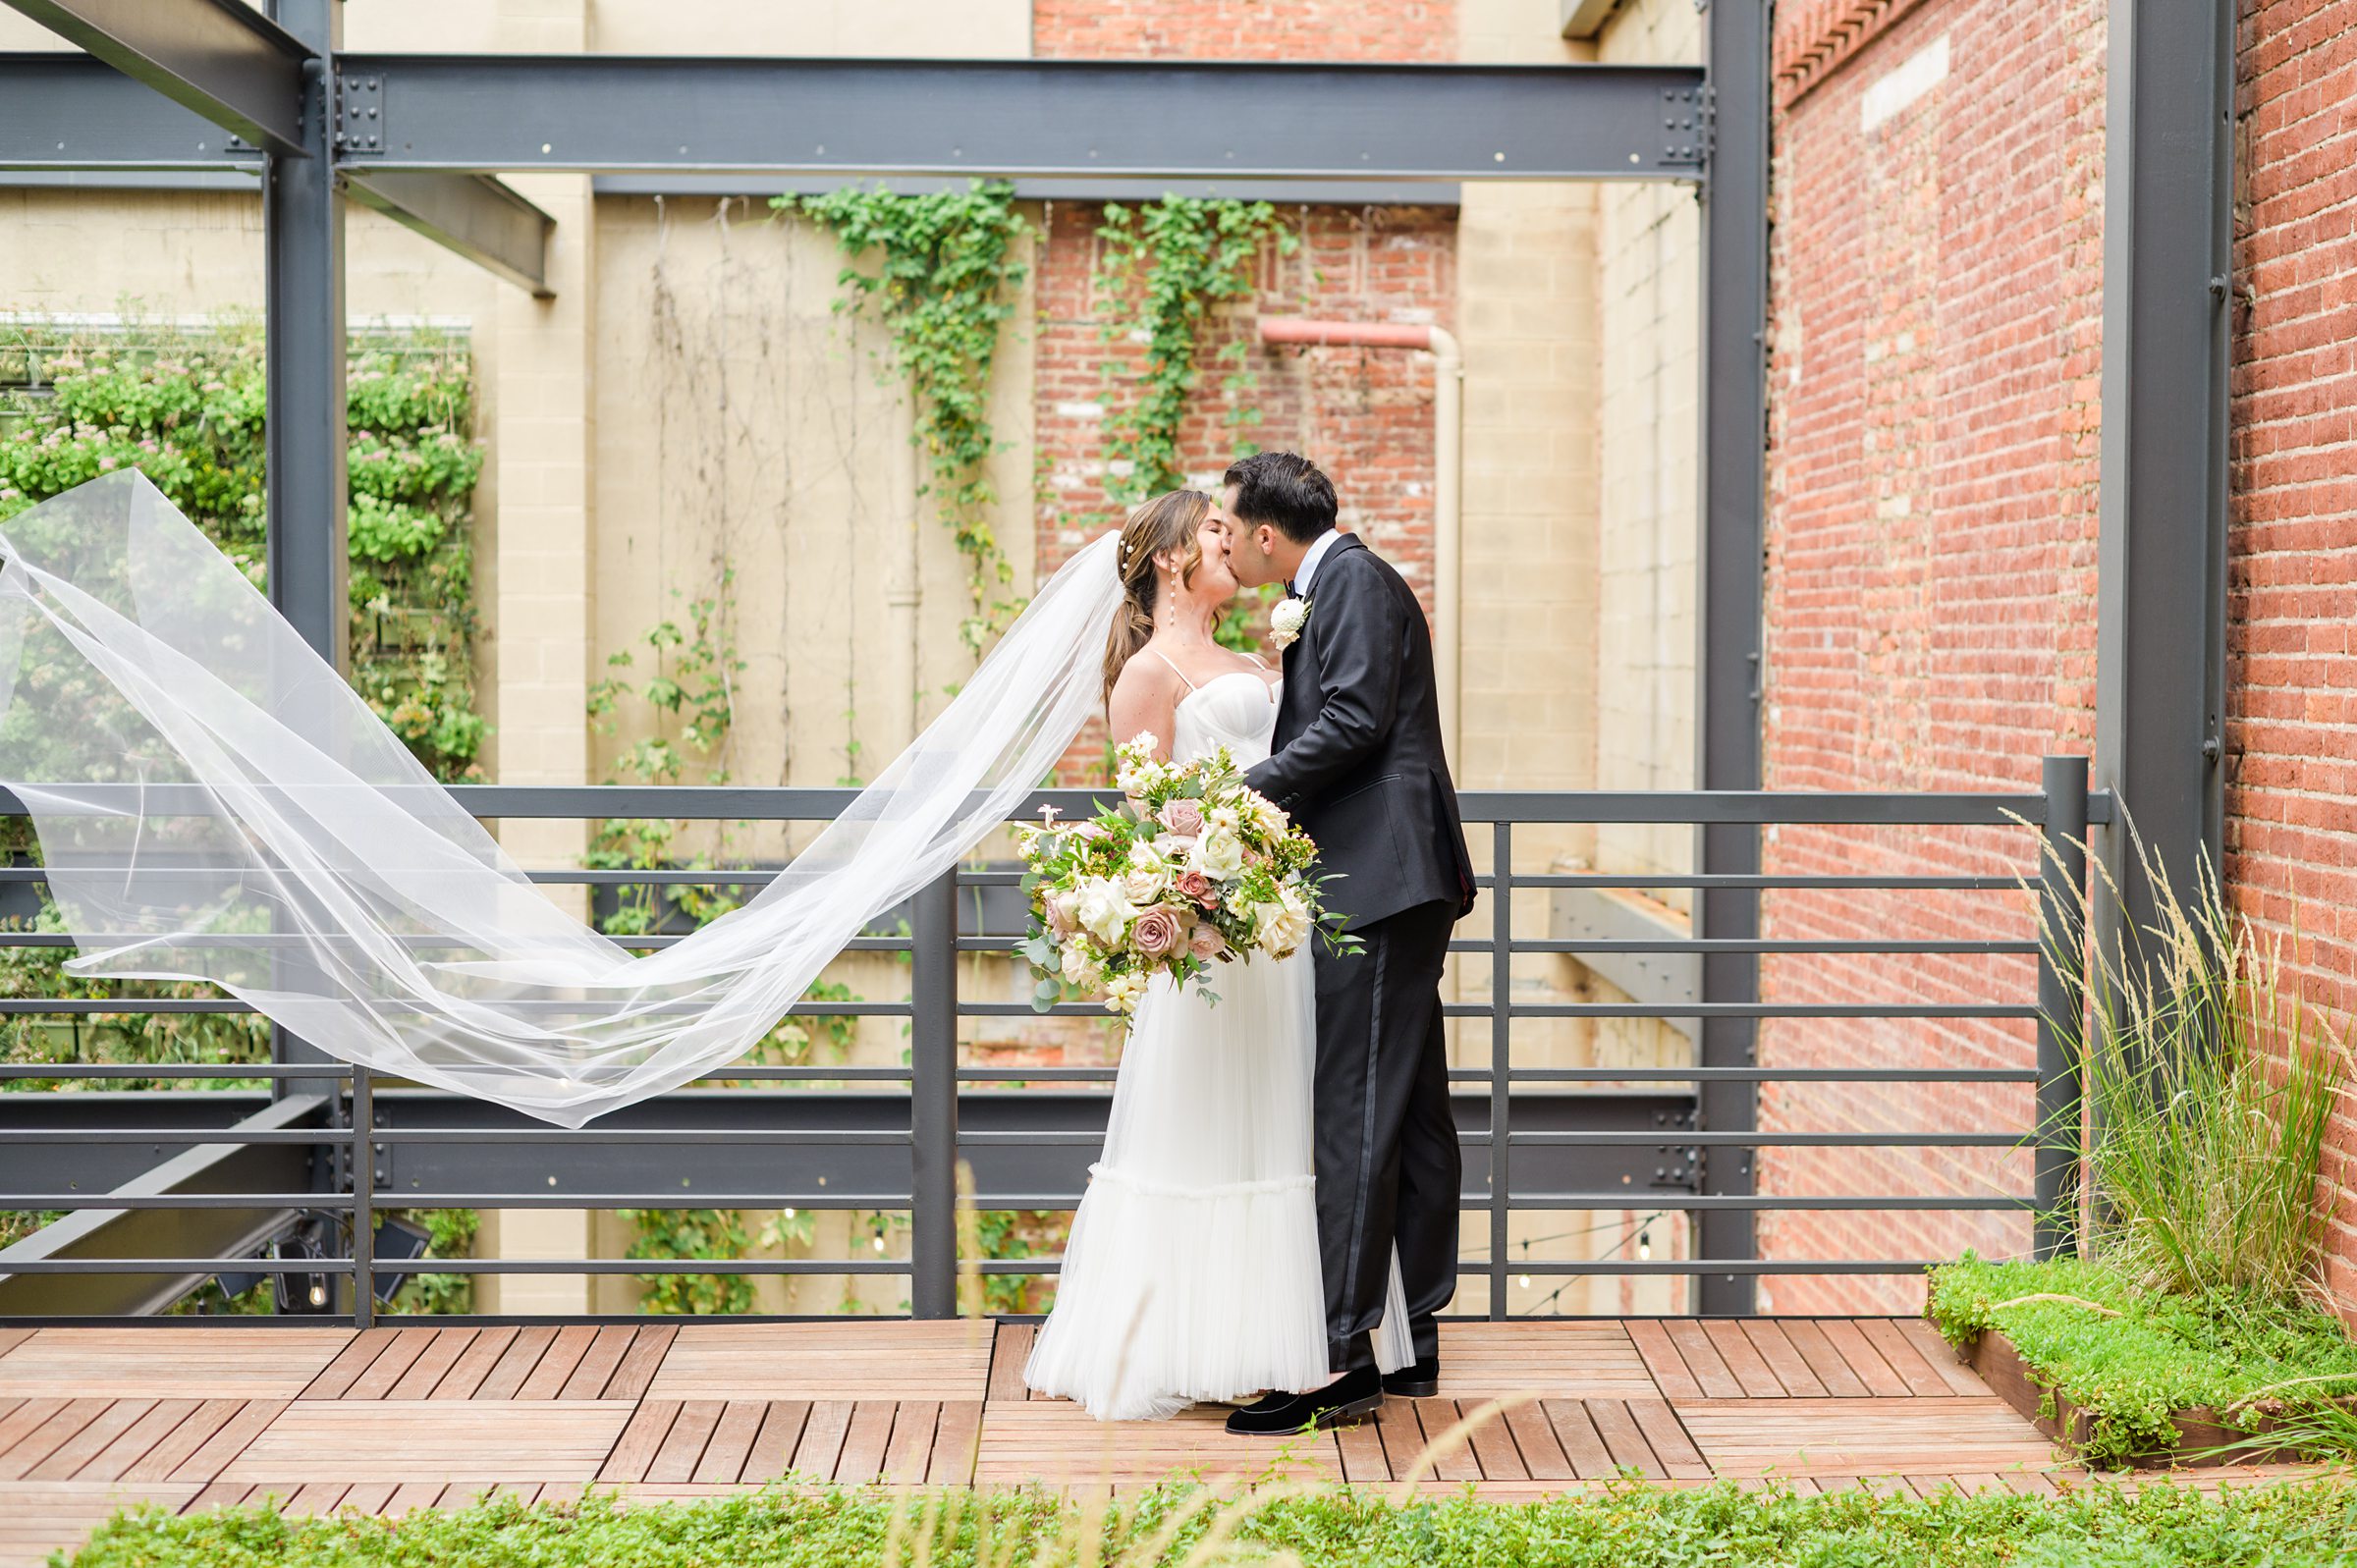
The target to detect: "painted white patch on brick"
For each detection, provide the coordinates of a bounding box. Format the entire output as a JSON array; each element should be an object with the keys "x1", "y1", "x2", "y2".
[{"x1": 1860, "y1": 34, "x2": 1949, "y2": 133}]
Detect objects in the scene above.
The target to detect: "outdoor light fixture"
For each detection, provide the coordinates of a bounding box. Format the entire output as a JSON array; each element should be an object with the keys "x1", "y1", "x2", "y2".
[{"x1": 371, "y1": 1216, "x2": 433, "y2": 1304}]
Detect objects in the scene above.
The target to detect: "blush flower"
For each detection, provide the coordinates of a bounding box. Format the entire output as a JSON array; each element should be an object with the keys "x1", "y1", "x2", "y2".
[
  {"x1": 1131, "y1": 905, "x2": 1184, "y2": 961},
  {"x1": 1173, "y1": 869, "x2": 1218, "y2": 909},
  {"x1": 1188, "y1": 923, "x2": 1228, "y2": 961},
  {"x1": 1158, "y1": 798, "x2": 1206, "y2": 838}
]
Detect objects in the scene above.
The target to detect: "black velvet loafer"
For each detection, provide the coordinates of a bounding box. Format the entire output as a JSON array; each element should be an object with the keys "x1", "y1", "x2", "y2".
[
  {"x1": 1381, "y1": 1356, "x2": 1441, "y2": 1399},
  {"x1": 1224, "y1": 1366, "x2": 1384, "y2": 1434}
]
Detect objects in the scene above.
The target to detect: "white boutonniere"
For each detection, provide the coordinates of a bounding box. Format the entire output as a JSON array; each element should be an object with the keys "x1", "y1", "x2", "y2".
[{"x1": 1270, "y1": 596, "x2": 1311, "y2": 652}]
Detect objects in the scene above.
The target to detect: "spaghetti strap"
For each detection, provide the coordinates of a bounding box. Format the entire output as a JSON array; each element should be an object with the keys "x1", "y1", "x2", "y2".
[
  {"x1": 1240, "y1": 650, "x2": 1271, "y2": 672},
  {"x1": 1148, "y1": 647, "x2": 1199, "y2": 691}
]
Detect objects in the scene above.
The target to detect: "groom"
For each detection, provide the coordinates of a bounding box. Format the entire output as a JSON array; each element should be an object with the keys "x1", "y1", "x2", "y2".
[{"x1": 1219, "y1": 451, "x2": 1477, "y2": 1433}]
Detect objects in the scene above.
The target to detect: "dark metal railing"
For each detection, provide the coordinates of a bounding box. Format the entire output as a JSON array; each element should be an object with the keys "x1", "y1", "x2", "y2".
[{"x1": 0, "y1": 759, "x2": 2101, "y2": 1325}]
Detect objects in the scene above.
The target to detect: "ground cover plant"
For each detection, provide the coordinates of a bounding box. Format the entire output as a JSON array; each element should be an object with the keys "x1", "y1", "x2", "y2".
[
  {"x1": 1927, "y1": 1255, "x2": 2357, "y2": 1468},
  {"x1": 62, "y1": 1476, "x2": 2357, "y2": 1568}
]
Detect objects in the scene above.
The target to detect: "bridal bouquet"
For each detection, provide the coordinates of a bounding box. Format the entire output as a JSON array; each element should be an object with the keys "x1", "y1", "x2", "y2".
[{"x1": 1014, "y1": 733, "x2": 1349, "y2": 1017}]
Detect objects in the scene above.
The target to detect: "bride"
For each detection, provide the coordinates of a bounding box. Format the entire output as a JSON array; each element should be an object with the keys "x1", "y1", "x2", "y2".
[{"x1": 1020, "y1": 489, "x2": 1406, "y2": 1421}]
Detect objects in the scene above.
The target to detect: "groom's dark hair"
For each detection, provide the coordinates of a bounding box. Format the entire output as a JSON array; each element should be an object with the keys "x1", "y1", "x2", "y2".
[{"x1": 1224, "y1": 451, "x2": 1337, "y2": 544}]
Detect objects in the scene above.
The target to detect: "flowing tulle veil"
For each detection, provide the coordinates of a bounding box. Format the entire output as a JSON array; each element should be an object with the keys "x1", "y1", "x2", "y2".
[{"x1": 0, "y1": 471, "x2": 1121, "y2": 1125}]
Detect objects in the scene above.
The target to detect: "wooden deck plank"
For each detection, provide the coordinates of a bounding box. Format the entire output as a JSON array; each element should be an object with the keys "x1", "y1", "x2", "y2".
[
  {"x1": 1672, "y1": 1396, "x2": 2056, "y2": 1477},
  {"x1": 0, "y1": 1329, "x2": 32, "y2": 1360},
  {"x1": 223, "y1": 1401, "x2": 633, "y2": 1483},
  {"x1": 689, "y1": 1401, "x2": 767, "y2": 1485},
  {"x1": 1585, "y1": 1399, "x2": 1664, "y2": 1478},
  {"x1": 882, "y1": 1401, "x2": 941, "y2": 1486},
  {"x1": 381, "y1": 1481, "x2": 445, "y2": 1517},
  {"x1": 1662, "y1": 1323, "x2": 1745, "y2": 1399},
  {"x1": 0, "y1": 1400, "x2": 108, "y2": 1482},
  {"x1": 601, "y1": 1325, "x2": 678, "y2": 1401},
  {"x1": 300, "y1": 1329, "x2": 399, "y2": 1401},
  {"x1": 0, "y1": 1331, "x2": 348, "y2": 1401},
  {"x1": 1812, "y1": 1320, "x2": 1910, "y2": 1398},
  {"x1": 281, "y1": 1481, "x2": 351, "y2": 1516},
  {"x1": 1431, "y1": 1322, "x2": 1658, "y2": 1399},
  {"x1": 122, "y1": 1399, "x2": 243, "y2": 1483},
  {"x1": 1540, "y1": 1400, "x2": 1616, "y2": 1480},
  {"x1": 1779, "y1": 1321, "x2": 1870, "y2": 1398},
  {"x1": 1739, "y1": 1323, "x2": 1830, "y2": 1398},
  {"x1": 27, "y1": 1399, "x2": 155, "y2": 1481},
  {"x1": 1371, "y1": 1398, "x2": 1426, "y2": 1480},
  {"x1": 167, "y1": 1401, "x2": 287, "y2": 1484},
  {"x1": 834, "y1": 1401, "x2": 897, "y2": 1485},
  {"x1": 182, "y1": 1480, "x2": 253, "y2": 1513},
  {"x1": 0, "y1": 1401, "x2": 68, "y2": 1471},
  {"x1": 341, "y1": 1481, "x2": 398, "y2": 1516},
  {"x1": 743, "y1": 1402, "x2": 810, "y2": 1483},
  {"x1": 0, "y1": 1480, "x2": 202, "y2": 1568},
  {"x1": 1460, "y1": 1400, "x2": 1528, "y2": 1482},
  {"x1": 77, "y1": 1399, "x2": 199, "y2": 1485},
  {"x1": 596, "y1": 1401, "x2": 680, "y2": 1486},
  {"x1": 516, "y1": 1325, "x2": 600, "y2": 1401},
  {"x1": 1501, "y1": 1400, "x2": 1575, "y2": 1482},
  {"x1": 1622, "y1": 1320, "x2": 1701, "y2": 1401},
  {"x1": 1857, "y1": 1321, "x2": 1951, "y2": 1398},
  {"x1": 650, "y1": 1323, "x2": 994, "y2": 1402},
  {"x1": 430, "y1": 1326, "x2": 518, "y2": 1401},
  {"x1": 927, "y1": 1401, "x2": 982, "y2": 1487},
  {"x1": 1414, "y1": 1402, "x2": 1480, "y2": 1484},
  {"x1": 791, "y1": 1401, "x2": 854, "y2": 1482},
  {"x1": 1335, "y1": 1410, "x2": 1390, "y2": 1485},
  {"x1": 385, "y1": 1330, "x2": 478, "y2": 1401},
  {"x1": 987, "y1": 1324, "x2": 1036, "y2": 1402},
  {"x1": 1700, "y1": 1322, "x2": 1785, "y2": 1399},
  {"x1": 558, "y1": 1327, "x2": 637, "y2": 1401},
  {"x1": 343, "y1": 1328, "x2": 437, "y2": 1401},
  {"x1": 1893, "y1": 1320, "x2": 1990, "y2": 1397},
  {"x1": 970, "y1": 1402, "x2": 1336, "y2": 1487},
  {"x1": 1626, "y1": 1398, "x2": 1711, "y2": 1479},
  {"x1": 643, "y1": 1401, "x2": 723, "y2": 1486},
  {"x1": 473, "y1": 1326, "x2": 560, "y2": 1401}
]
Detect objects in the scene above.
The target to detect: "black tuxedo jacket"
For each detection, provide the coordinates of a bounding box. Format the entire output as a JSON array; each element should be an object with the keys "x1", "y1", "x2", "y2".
[{"x1": 1243, "y1": 532, "x2": 1476, "y2": 930}]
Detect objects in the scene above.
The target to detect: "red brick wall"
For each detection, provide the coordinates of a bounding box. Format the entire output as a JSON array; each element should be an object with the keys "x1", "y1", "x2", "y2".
[
  {"x1": 2226, "y1": 0, "x2": 2357, "y2": 1321},
  {"x1": 1756, "y1": 0, "x2": 2106, "y2": 1311},
  {"x1": 1030, "y1": 0, "x2": 1458, "y2": 782}
]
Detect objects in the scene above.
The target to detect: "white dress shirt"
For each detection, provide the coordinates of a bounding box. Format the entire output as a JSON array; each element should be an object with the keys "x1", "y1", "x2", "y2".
[{"x1": 1289, "y1": 528, "x2": 1343, "y2": 598}]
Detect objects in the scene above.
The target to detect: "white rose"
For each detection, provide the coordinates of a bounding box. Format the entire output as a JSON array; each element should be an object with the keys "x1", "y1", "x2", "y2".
[
  {"x1": 1255, "y1": 896, "x2": 1311, "y2": 956},
  {"x1": 1270, "y1": 596, "x2": 1311, "y2": 651},
  {"x1": 1191, "y1": 825, "x2": 1246, "y2": 881},
  {"x1": 1123, "y1": 842, "x2": 1171, "y2": 904},
  {"x1": 1246, "y1": 793, "x2": 1288, "y2": 839},
  {"x1": 1073, "y1": 878, "x2": 1136, "y2": 946},
  {"x1": 1060, "y1": 939, "x2": 1102, "y2": 989}
]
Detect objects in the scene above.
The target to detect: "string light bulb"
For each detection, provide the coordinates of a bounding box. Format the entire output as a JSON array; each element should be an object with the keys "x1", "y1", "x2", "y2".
[{"x1": 1637, "y1": 1230, "x2": 1653, "y2": 1262}]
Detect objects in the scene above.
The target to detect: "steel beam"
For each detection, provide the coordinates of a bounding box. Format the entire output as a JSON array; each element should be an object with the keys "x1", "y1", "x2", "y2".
[
  {"x1": 0, "y1": 1094, "x2": 327, "y2": 1316},
  {"x1": 1693, "y1": 0, "x2": 1771, "y2": 1316},
  {"x1": 0, "y1": 0, "x2": 309, "y2": 157},
  {"x1": 343, "y1": 170, "x2": 556, "y2": 297},
  {"x1": 0, "y1": 53, "x2": 261, "y2": 169},
  {"x1": 2093, "y1": 0, "x2": 2234, "y2": 958},
  {"x1": 325, "y1": 55, "x2": 1705, "y2": 181}
]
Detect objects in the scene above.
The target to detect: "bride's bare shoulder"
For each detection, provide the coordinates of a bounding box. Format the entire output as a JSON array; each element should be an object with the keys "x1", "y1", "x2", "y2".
[{"x1": 1112, "y1": 642, "x2": 1185, "y2": 699}]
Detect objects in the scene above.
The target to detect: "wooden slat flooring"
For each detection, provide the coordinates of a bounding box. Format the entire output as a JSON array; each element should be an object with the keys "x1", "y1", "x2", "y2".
[{"x1": 0, "y1": 1317, "x2": 2332, "y2": 1567}]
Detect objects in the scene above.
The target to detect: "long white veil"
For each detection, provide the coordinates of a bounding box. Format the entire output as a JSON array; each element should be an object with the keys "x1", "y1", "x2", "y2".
[{"x1": 0, "y1": 471, "x2": 1120, "y2": 1125}]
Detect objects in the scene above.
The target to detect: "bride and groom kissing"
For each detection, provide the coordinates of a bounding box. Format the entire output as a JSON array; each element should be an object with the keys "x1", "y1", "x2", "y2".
[{"x1": 1023, "y1": 451, "x2": 1478, "y2": 1433}]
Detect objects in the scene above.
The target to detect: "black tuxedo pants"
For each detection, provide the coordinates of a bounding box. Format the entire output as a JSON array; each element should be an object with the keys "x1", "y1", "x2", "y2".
[{"x1": 1313, "y1": 897, "x2": 1462, "y2": 1373}]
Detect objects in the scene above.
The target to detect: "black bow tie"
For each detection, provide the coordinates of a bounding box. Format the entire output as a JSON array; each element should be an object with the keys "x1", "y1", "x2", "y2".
[{"x1": 1284, "y1": 581, "x2": 1302, "y2": 601}]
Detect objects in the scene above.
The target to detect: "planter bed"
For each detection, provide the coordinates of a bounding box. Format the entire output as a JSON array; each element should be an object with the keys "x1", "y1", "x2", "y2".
[{"x1": 1927, "y1": 1256, "x2": 2357, "y2": 1471}]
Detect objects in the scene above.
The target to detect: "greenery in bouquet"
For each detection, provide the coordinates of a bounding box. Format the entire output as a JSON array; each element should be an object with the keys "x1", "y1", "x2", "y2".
[{"x1": 1014, "y1": 733, "x2": 1352, "y2": 1017}]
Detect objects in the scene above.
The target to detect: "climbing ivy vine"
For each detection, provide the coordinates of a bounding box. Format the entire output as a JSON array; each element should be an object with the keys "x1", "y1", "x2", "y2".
[
  {"x1": 777, "y1": 182, "x2": 1031, "y2": 651},
  {"x1": 1091, "y1": 196, "x2": 1296, "y2": 506}
]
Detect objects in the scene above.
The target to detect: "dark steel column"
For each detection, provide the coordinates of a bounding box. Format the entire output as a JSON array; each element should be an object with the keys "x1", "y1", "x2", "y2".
[
  {"x1": 263, "y1": 0, "x2": 344, "y2": 1104},
  {"x1": 2034, "y1": 756, "x2": 2090, "y2": 1259},
  {"x1": 2093, "y1": 0, "x2": 2234, "y2": 965},
  {"x1": 908, "y1": 870, "x2": 959, "y2": 1319},
  {"x1": 1693, "y1": 0, "x2": 1770, "y2": 1314}
]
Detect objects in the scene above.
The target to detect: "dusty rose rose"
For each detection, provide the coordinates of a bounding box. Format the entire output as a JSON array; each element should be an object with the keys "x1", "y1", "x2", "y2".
[
  {"x1": 1158, "y1": 798, "x2": 1206, "y2": 838},
  {"x1": 1188, "y1": 922, "x2": 1228, "y2": 961},
  {"x1": 1131, "y1": 905, "x2": 1184, "y2": 961},
  {"x1": 1173, "y1": 869, "x2": 1218, "y2": 909}
]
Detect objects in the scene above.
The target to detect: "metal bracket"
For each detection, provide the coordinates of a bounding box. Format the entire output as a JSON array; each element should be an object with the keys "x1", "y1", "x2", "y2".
[
  {"x1": 1661, "y1": 82, "x2": 1713, "y2": 169},
  {"x1": 334, "y1": 69, "x2": 383, "y2": 157}
]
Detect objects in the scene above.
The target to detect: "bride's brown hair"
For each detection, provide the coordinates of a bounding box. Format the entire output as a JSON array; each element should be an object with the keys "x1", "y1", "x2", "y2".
[{"x1": 1101, "y1": 488, "x2": 1211, "y2": 704}]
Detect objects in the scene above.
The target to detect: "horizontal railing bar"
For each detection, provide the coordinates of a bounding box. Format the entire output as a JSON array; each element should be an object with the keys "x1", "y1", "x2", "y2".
[
  {"x1": 1487, "y1": 1067, "x2": 2040, "y2": 1083},
  {"x1": 0, "y1": 1194, "x2": 355, "y2": 1210},
  {"x1": 1458, "y1": 939, "x2": 2040, "y2": 956},
  {"x1": 1508, "y1": 1194, "x2": 2029, "y2": 1211},
  {"x1": 0, "y1": 1259, "x2": 357, "y2": 1274},
  {"x1": 341, "y1": 1195, "x2": 911, "y2": 1210},
  {"x1": 0, "y1": 1063, "x2": 2036, "y2": 1085},
  {"x1": 350, "y1": 1259, "x2": 909, "y2": 1275},
  {"x1": 2, "y1": 1128, "x2": 915, "y2": 1146},
  {"x1": 0, "y1": 1063, "x2": 352, "y2": 1079},
  {"x1": 1509, "y1": 1131, "x2": 2020, "y2": 1147},
  {"x1": 0, "y1": 1000, "x2": 915, "y2": 1017},
  {"x1": 1438, "y1": 1003, "x2": 2041, "y2": 1019},
  {"x1": 1507, "y1": 1261, "x2": 1938, "y2": 1274}
]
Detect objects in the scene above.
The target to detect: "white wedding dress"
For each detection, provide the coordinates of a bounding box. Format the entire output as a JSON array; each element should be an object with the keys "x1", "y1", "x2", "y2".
[{"x1": 1021, "y1": 659, "x2": 1410, "y2": 1421}]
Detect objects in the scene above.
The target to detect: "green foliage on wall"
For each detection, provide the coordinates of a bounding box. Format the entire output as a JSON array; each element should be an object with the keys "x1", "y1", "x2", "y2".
[
  {"x1": 1091, "y1": 196, "x2": 1296, "y2": 506},
  {"x1": 778, "y1": 182, "x2": 1031, "y2": 652}
]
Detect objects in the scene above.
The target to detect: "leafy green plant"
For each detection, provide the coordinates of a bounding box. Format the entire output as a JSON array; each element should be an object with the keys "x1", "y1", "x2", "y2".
[
  {"x1": 1926, "y1": 1254, "x2": 2357, "y2": 1467},
  {"x1": 64, "y1": 1474, "x2": 2357, "y2": 1568},
  {"x1": 2033, "y1": 831, "x2": 2350, "y2": 1299},
  {"x1": 1091, "y1": 197, "x2": 1296, "y2": 506},
  {"x1": 780, "y1": 182, "x2": 1030, "y2": 650}
]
